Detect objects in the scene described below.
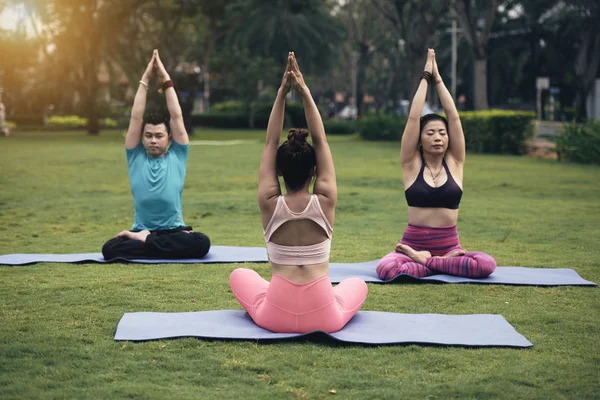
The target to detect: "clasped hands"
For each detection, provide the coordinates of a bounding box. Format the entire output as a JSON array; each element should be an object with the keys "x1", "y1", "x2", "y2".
[
  {"x1": 279, "y1": 52, "x2": 308, "y2": 96},
  {"x1": 141, "y1": 49, "x2": 171, "y2": 87}
]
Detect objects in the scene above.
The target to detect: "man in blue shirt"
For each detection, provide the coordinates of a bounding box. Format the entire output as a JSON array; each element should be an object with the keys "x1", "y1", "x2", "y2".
[{"x1": 102, "y1": 50, "x2": 210, "y2": 260}]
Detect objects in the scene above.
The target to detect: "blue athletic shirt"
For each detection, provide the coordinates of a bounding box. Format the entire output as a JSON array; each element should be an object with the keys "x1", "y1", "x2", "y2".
[{"x1": 126, "y1": 141, "x2": 189, "y2": 231}]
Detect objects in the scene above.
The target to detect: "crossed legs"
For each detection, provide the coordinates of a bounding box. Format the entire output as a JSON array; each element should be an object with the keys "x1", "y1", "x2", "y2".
[
  {"x1": 229, "y1": 268, "x2": 368, "y2": 333},
  {"x1": 376, "y1": 246, "x2": 496, "y2": 280},
  {"x1": 102, "y1": 227, "x2": 211, "y2": 260}
]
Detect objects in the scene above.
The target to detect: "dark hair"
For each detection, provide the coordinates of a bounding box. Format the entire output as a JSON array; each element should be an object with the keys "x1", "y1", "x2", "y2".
[
  {"x1": 142, "y1": 111, "x2": 171, "y2": 136},
  {"x1": 418, "y1": 114, "x2": 449, "y2": 153},
  {"x1": 276, "y1": 128, "x2": 316, "y2": 191},
  {"x1": 419, "y1": 113, "x2": 448, "y2": 133}
]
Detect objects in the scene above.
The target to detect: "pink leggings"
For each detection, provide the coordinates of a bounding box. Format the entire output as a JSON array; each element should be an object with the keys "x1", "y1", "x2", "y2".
[
  {"x1": 229, "y1": 268, "x2": 368, "y2": 333},
  {"x1": 376, "y1": 224, "x2": 496, "y2": 280}
]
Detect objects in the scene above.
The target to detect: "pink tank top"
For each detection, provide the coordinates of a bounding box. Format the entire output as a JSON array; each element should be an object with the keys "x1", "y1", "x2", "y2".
[{"x1": 263, "y1": 195, "x2": 333, "y2": 265}]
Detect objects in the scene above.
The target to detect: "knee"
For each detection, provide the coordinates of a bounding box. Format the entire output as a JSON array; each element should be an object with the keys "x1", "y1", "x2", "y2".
[
  {"x1": 376, "y1": 254, "x2": 399, "y2": 280},
  {"x1": 470, "y1": 252, "x2": 497, "y2": 277},
  {"x1": 229, "y1": 268, "x2": 255, "y2": 287},
  {"x1": 347, "y1": 278, "x2": 368, "y2": 299},
  {"x1": 480, "y1": 255, "x2": 497, "y2": 277},
  {"x1": 190, "y1": 232, "x2": 211, "y2": 257},
  {"x1": 101, "y1": 238, "x2": 120, "y2": 260}
]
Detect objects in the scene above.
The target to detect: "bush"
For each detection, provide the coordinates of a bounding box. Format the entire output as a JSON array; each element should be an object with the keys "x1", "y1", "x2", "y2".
[
  {"x1": 555, "y1": 121, "x2": 600, "y2": 165},
  {"x1": 46, "y1": 115, "x2": 118, "y2": 129},
  {"x1": 252, "y1": 102, "x2": 274, "y2": 129},
  {"x1": 358, "y1": 115, "x2": 406, "y2": 141},
  {"x1": 459, "y1": 110, "x2": 535, "y2": 154},
  {"x1": 286, "y1": 102, "x2": 307, "y2": 128},
  {"x1": 6, "y1": 121, "x2": 17, "y2": 129},
  {"x1": 358, "y1": 110, "x2": 534, "y2": 155},
  {"x1": 212, "y1": 101, "x2": 244, "y2": 113},
  {"x1": 324, "y1": 119, "x2": 358, "y2": 135},
  {"x1": 100, "y1": 118, "x2": 118, "y2": 128},
  {"x1": 192, "y1": 101, "x2": 296, "y2": 130},
  {"x1": 47, "y1": 115, "x2": 87, "y2": 129},
  {"x1": 190, "y1": 113, "x2": 250, "y2": 129}
]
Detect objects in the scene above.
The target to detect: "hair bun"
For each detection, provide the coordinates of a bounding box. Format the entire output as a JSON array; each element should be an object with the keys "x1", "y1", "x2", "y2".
[{"x1": 287, "y1": 129, "x2": 309, "y2": 151}]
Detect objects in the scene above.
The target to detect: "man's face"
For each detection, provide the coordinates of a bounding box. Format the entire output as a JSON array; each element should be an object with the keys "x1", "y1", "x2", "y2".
[{"x1": 142, "y1": 123, "x2": 170, "y2": 158}]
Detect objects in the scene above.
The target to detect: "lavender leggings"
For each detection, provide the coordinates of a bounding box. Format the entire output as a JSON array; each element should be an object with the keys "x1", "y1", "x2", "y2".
[
  {"x1": 230, "y1": 268, "x2": 368, "y2": 334},
  {"x1": 376, "y1": 224, "x2": 496, "y2": 280}
]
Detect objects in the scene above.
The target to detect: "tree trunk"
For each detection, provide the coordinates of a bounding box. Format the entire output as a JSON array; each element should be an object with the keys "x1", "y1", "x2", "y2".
[
  {"x1": 84, "y1": 68, "x2": 101, "y2": 135},
  {"x1": 473, "y1": 57, "x2": 489, "y2": 110},
  {"x1": 356, "y1": 48, "x2": 369, "y2": 118},
  {"x1": 574, "y1": 29, "x2": 600, "y2": 121},
  {"x1": 574, "y1": 86, "x2": 588, "y2": 122},
  {"x1": 86, "y1": 91, "x2": 100, "y2": 135}
]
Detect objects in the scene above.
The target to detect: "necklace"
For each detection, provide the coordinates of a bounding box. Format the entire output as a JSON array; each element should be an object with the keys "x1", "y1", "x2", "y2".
[{"x1": 426, "y1": 165, "x2": 443, "y2": 186}]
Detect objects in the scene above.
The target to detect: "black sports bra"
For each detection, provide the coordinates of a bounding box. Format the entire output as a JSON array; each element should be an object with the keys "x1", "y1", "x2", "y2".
[{"x1": 404, "y1": 158, "x2": 463, "y2": 210}]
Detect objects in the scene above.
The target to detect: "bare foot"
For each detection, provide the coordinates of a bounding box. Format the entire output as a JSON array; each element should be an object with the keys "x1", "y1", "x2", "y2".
[
  {"x1": 395, "y1": 243, "x2": 431, "y2": 265},
  {"x1": 115, "y1": 229, "x2": 151, "y2": 242},
  {"x1": 441, "y1": 249, "x2": 467, "y2": 258}
]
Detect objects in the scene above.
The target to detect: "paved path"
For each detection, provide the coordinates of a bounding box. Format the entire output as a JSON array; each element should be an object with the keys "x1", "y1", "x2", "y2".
[{"x1": 526, "y1": 120, "x2": 564, "y2": 159}]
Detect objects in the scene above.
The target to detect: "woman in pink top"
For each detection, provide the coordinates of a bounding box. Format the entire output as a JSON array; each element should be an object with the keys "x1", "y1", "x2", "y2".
[{"x1": 229, "y1": 52, "x2": 368, "y2": 334}]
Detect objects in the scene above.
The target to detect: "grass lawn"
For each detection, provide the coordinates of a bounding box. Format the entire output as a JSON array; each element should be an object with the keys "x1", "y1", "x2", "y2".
[{"x1": 0, "y1": 129, "x2": 598, "y2": 399}]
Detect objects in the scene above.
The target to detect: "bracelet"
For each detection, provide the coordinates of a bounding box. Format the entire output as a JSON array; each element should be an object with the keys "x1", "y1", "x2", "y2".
[
  {"x1": 422, "y1": 71, "x2": 433, "y2": 84},
  {"x1": 139, "y1": 80, "x2": 148, "y2": 89},
  {"x1": 158, "y1": 79, "x2": 174, "y2": 94}
]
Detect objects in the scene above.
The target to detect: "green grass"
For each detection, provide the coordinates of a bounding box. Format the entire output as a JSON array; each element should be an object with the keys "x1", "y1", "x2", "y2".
[{"x1": 1, "y1": 129, "x2": 599, "y2": 399}]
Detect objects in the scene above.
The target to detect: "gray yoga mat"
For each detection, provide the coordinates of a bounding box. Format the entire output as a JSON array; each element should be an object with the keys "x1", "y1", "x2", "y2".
[
  {"x1": 114, "y1": 309, "x2": 532, "y2": 347},
  {"x1": 0, "y1": 246, "x2": 268, "y2": 266},
  {"x1": 328, "y1": 261, "x2": 597, "y2": 286}
]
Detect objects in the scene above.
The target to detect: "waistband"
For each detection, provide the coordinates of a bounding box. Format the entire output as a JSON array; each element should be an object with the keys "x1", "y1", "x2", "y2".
[
  {"x1": 401, "y1": 224, "x2": 461, "y2": 255},
  {"x1": 271, "y1": 274, "x2": 330, "y2": 286},
  {"x1": 407, "y1": 223, "x2": 457, "y2": 232},
  {"x1": 266, "y1": 239, "x2": 331, "y2": 265}
]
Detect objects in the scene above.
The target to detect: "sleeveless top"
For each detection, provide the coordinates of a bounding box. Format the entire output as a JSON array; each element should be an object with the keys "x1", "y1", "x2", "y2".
[
  {"x1": 263, "y1": 195, "x2": 333, "y2": 265},
  {"x1": 405, "y1": 158, "x2": 463, "y2": 210}
]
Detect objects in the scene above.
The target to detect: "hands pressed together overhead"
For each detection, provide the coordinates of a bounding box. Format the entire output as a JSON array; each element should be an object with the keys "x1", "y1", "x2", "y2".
[
  {"x1": 140, "y1": 49, "x2": 171, "y2": 88},
  {"x1": 279, "y1": 52, "x2": 309, "y2": 96},
  {"x1": 424, "y1": 48, "x2": 442, "y2": 84}
]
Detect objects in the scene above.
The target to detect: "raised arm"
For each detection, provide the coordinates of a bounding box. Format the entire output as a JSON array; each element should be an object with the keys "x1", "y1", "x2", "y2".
[
  {"x1": 257, "y1": 53, "x2": 293, "y2": 210},
  {"x1": 400, "y1": 49, "x2": 435, "y2": 168},
  {"x1": 433, "y1": 52, "x2": 465, "y2": 164},
  {"x1": 125, "y1": 53, "x2": 155, "y2": 149},
  {"x1": 289, "y1": 52, "x2": 336, "y2": 204},
  {"x1": 154, "y1": 50, "x2": 189, "y2": 145}
]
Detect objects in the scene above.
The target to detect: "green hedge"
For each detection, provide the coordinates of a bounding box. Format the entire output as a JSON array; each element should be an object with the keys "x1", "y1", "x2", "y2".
[
  {"x1": 358, "y1": 115, "x2": 406, "y2": 141},
  {"x1": 324, "y1": 119, "x2": 358, "y2": 135},
  {"x1": 555, "y1": 121, "x2": 600, "y2": 165},
  {"x1": 286, "y1": 103, "x2": 307, "y2": 128},
  {"x1": 211, "y1": 101, "x2": 245, "y2": 113},
  {"x1": 358, "y1": 110, "x2": 535, "y2": 155},
  {"x1": 190, "y1": 113, "x2": 251, "y2": 129},
  {"x1": 192, "y1": 101, "x2": 307, "y2": 129},
  {"x1": 460, "y1": 110, "x2": 535, "y2": 154},
  {"x1": 46, "y1": 116, "x2": 117, "y2": 129}
]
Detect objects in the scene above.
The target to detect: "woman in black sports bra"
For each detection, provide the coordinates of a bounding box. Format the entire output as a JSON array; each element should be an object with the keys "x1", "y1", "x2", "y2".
[{"x1": 376, "y1": 49, "x2": 497, "y2": 280}]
